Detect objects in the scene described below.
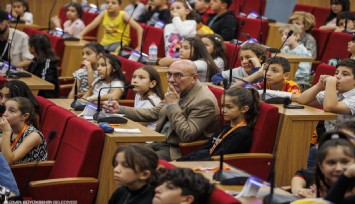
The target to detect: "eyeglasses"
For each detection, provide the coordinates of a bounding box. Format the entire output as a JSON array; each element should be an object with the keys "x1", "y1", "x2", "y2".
[{"x1": 166, "y1": 72, "x2": 194, "y2": 80}]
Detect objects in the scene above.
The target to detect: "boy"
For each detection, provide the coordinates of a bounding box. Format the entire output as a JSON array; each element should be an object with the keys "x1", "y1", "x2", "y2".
[
  {"x1": 233, "y1": 56, "x2": 302, "y2": 102},
  {"x1": 279, "y1": 24, "x2": 312, "y2": 90},
  {"x1": 206, "y1": 0, "x2": 237, "y2": 41},
  {"x1": 152, "y1": 168, "x2": 214, "y2": 204},
  {"x1": 297, "y1": 58, "x2": 355, "y2": 131},
  {"x1": 194, "y1": 0, "x2": 214, "y2": 24}
]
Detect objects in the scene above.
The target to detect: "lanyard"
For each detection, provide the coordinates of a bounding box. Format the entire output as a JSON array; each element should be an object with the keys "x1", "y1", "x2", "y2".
[
  {"x1": 10, "y1": 124, "x2": 29, "y2": 150},
  {"x1": 209, "y1": 120, "x2": 247, "y2": 155}
]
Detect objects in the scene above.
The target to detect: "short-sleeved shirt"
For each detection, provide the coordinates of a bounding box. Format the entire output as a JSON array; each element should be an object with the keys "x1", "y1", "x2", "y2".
[
  {"x1": 73, "y1": 67, "x2": 98, "y2": 93},
  {"x1": 91, "y1": 78, "x2": 125, "y2": 98},
  {"x1": 253, "y1": 80, "x2": 302, "y2": 94},
  {"x1": 63, "y1": 18, "x2": 85, "y2": 38},
  {"x1": 316, "y1": 88, "x2": 355, "y2": 131},
  {"x1": 134, "y1": 94, "x2": 162, "y2": 130}
]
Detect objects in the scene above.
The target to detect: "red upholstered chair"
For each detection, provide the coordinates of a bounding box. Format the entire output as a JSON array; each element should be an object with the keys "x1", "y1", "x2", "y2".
[
  {"x1": 208, "y1": 188, "x2": 241, "y2": 204},
  {"x1": 224, "y1": 42, "x2": 240, "y2": 69},
  {"x1": 35, "y1": 96, "x2": 56, "y2": 128},
  {"x1": 312, "y1": 6, "x2": 330, "y2": 28},
  {"x1": 236, "y1": 16, "x2": 270, "y2": 45},
  {"x1": 311, "y1": 28, "x2": 332, "y2": 61},
  {"x1": 143, "y1": 26, "x2": 165, "y2": 58},
  {"x1": 130, "y1": 23, "x2": 145, "y2": 50},
  {"x1": 158, "y1": 159, "x2": 176, "y2": 169},
  {"x1": 320, "y1": 32, "x2": 352, "y2": 64},
  {"x1": 40, "y1": 106, "x2": 76, "y2": 160},
  {"x1": 27, "y1": 116, "x2": 105, "y2": 202},
  {"x1": 293, "y1": 4, "x2": 315, "y2": 13},
  {"x1": 0, "y1": 76, "x2": 7, "y2": 88},
  {"x1": 240, "y1": 0, "x2": 266, "y2": 16},
  {"x1": 311, "y1": 64, "x2": 336, "y2": 87},
  {"x1": 45, "y1": 34, "x2": 65, "y2": 65}
]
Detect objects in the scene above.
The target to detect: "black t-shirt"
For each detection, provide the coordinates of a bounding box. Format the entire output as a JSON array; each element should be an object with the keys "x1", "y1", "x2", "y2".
[{"x1": 0, "y1": 40, "x2": 9, "y2": 61}]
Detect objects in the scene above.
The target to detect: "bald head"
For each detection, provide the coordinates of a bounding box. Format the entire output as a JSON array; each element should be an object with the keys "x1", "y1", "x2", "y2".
[{"x1": 170, "y1": 60, "x2": 197, "y2": 75}]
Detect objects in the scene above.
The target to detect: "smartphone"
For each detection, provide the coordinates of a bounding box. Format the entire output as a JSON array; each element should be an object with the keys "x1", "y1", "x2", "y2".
[{"x1": 284, "y1": 104, "x2": 305, "y2": 109}]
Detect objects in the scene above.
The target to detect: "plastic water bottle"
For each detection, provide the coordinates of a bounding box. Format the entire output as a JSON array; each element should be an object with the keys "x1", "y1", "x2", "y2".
[
  {"x1": 148, "y1": 43, "x2": 158, "y2": 65},
  {"x1": 82, "y1": 0, "x2": 88, "y2": 11}
]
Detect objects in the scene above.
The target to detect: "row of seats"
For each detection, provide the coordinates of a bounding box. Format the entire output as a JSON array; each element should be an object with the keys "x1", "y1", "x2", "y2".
[{"x1": 11, "y1": 96, "x2": 105, "y2": 202}]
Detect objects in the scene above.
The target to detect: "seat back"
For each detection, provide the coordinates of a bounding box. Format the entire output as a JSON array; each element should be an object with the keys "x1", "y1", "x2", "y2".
[
  {"x1": 293, "y1": 4, "x2": 315, "y2": 13},
  {"x1": 236, "y1": 16, "x2": 269, "y2": 45},
  {"x1": 45, "y1": 34, "x2": 65, "y2": 65},
  {"x1": 320, "y1": 32, "x2": 352, "y2": 63},
  {"x1": 207, "y1": 84, "x2": 224, "y2": 125},
  {"x1": 251, "y1": 102, "x2": 279, "y2": 153},
  {"x1": 313, "y1": 6, "x2": 330, "y2": 28},
  {"x1": 40, "y1": 106, "x2": 76, "y2": 160},
  {"x1": 143, "y1": 26, "x2": 165, "y2": 58},
  {"x1": 240, "y1": 0, "x2": 266, "y2": 16},
  {"x1": 35, "y1": 96, "x2": 56, "y2": 128},
  {"x1": 311, "y1": 64, "x2": 336, "y2": 87},
  {"x1": 0, "y1": 77, "x2": 7, "y2": 88},
  {"x1": 311, "y1": 28, "x2": 332, "y2": 61},
  {"x1": 130, "y1": 23, "x2": 145, "y2": 50},
  {"x1": 224, "y1": 42, "x2": 240, "y2": 69},
  {"x1": 208, "y1": 188, "x2": 241, "y2": 204},
  {"x1": 48, "y1": 116, "x2": 104, "y2": 179}
]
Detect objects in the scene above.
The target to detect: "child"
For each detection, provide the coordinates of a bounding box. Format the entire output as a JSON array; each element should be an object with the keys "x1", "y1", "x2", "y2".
[
  {"x1": 279, "y1": 24, "x2": 312, "y2": 89},
  {"x1": 124, "y1": 0, "x2": 146, "y2": 21},
  {"x1": 82, "y1": 53, "x2": 126, "y2": 102},
  {"x1": 348, "y1": 35, "x2": 355, "y2": 59},
  {"x1": 336, "y1": 120, "x2": 355, "y2": 140},
  {"x1": 194, "y1": 0, "x2": 214, "y2": 24},
  {"x1": 291, "y1": 133, "x2": 355, "y2": 198},
  {"x1": 0, "y1": 97, "x2": 47, "y2": 165},
  {"x1": 109, "y1": 145, "x2": 159, "y2": 204},
  {"x1": 320, "y1": 0, "x2": 350, "y2": 31},
  {"x1": 51, "y1": 3, "x2": 85, "y2": 38},
  {"x1": 288, "y1": 11, "x2": 317, "y2": 58},
  {"x1": 139, "y1": 0, "x2": 170, "y2": 27},
  {"x1": 164, "y1": 0, "x2": 197, "y2": 58},
  {"x1": 234, "y1": 56, "x2": 302, "y2": 102},
  {"x1": 177, "y1": 87, "x2": 259, "y2": 161},
  {"x1": 153, "y1": 168, "x2": 214, "y2": 204},
  {"x1": 131, "y1": 66, "x2": 164, "y2": 130},
  {"x1": 28, "y1": 34, "x2": 60, "y2": 98},
  {"x1": 201, "y1": 34, "x2": 228, "y2": 71},
  {"x1": 11, "y1": 0, "x2": 33, "y2": 24},
  {"x1": 68, "y1": 43, "x2": 105, "y2": 99},
  {"x1": 160, "y1": 37, "x2": 220, "y2": 82},
  {"x1": 334, "y1": 11, "x2": 355, "y2": 33},
  {"x1": 297, "y1": 58, "x2": 355, "y2": 132},
  {"x1": 79, "y1": 0, "x2": 143, "y2": 53},
  {"x1": 211, "y1": 43, "x2": 267, "y2": 86},
  {"x1": 207, "y1": 0, "x2": 237, "y2": 41},
  {"x1": 195, "y1": 13, "x2": 214, "y2": 38}
]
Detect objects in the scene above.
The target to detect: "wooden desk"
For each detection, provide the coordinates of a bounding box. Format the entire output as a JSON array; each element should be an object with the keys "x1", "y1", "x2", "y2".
[
  {"x1": 266, "y1": 22, "x2": 285, "y2": 49},
  {"x1": 61, "y1": 40, "x2": 89, "y2": 77},
  {"x1": 49, "y1": 99, "x2": 166, "y2": 204},
  {"x1": 154, "y1": 66, "x2": 169, "y2": 92},
  {"x1": 10, "y1": 23, "x2": 40, "y2": 31},
  {"x1": 273, "y1": 104, "x2": 336, "y2": 186},
  {"x1": 171, "y1": 161, "x2": 295, "y2": 204},
  {"x1": 277, "y1": 53, "x2": 314, "y2": 80},
  {"x1": 5, "y1": 73, "x2": 55, "y2": 95}
]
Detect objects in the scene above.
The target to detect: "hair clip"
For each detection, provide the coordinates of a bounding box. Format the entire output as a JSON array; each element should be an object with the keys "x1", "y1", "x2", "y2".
[
  {"x1": 214, "y1": 36, "x2": 222, "y2": 42},
  {"x1": 331, "y1": 134, "x2": 340, "y2": 139}
]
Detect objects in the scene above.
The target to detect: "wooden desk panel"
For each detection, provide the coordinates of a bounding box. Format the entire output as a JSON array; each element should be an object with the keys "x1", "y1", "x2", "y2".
[
  {"x1": 266, "y1": 22, "x2": 285, "y2": 49},
  {"x1": 5, "y1": 73, "x2": 55, "y2": 95},
  {"x1": 61, "y1": 40, "x2": 90, "y2": 77},
  {"x1": 49, "y1": 99, "x2": 165, "y2": 204}
]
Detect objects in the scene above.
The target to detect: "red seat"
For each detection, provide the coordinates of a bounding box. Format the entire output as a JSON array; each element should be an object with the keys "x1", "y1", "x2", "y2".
[
  {"x1": 130, "y1": 23, "x2": 145, "y2": 50},
  {"x1": 0, "y1": 77, "x2": 7, "y2": 88},
  {"x1": 311, "y1": 28, "x2": 332, "y2": 61},
  {"x1": 224, "y1": 42, "x2": 241, "y2": 69},
  {"x1": 45, "y1": 34, "x2": 65, "y2": 65},
  {"x1": 143, "y1": 26, "x2": 165, "y2": 58},
  {"x1": 293, "y1": 4, "x2": 315, "y2": 13},
  {"x1": 311, "y1": 64, "x2": 336, "y2": 87},
  {"x1": 229, "y1": 0, "x2": 242, "y2": 16},
  {"x1": 312, "y1": 6, "x2": 330, "y2": 28},
  {"x1": 40, "y1": 106, "x2": 76, "y2": 160},
  {"x1": 35, "y1": 96, "x2": 56, "y2": 128},
  {"x1": 320, "y1": 32, "x2": 352, "y2": 64},
  {"x1": 240, "y1": 0, "x2": 266, "y2": 16},
  {"x1": 236, "y1": 16, "x2": 269, "y2": 45},
  {"x1": 29, "y1": 116, "x2": 105, "y2": 202}
]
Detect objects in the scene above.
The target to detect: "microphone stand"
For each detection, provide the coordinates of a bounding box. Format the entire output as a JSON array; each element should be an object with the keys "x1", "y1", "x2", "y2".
[
  {"x1": 118, "y1": 4, "x2": 138, "y2": 56},
  {"x1": 259, "y1": 0, "x2": 263, "y2": 44},
  {"x1": 138, "y1": 6, "x2": 152, "y2": 63},
  {"x1": 5, "y1": 15, "x2": 20, "y2": 78},
  {"x1": 262, "y1": 30, "x2": 294, "y2": 101},
  {"x1": 70, "y1": 77, "x2": 86, "y2": 110},
  {"x1": 48, "y1": 0, "x2": 57, "y2": 33}
]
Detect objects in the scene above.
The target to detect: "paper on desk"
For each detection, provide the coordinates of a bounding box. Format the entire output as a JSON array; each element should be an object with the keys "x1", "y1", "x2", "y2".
[{"x1": 114, "y1": 128, "x2": 141, "y2": 133}]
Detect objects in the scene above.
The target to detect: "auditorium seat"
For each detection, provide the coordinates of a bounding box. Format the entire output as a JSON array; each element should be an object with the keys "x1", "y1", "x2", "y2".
[
  {"x1": 311, "y1": 28, "x2": 332, "y2": 61},
  {"x1": 224, "y1": 42, "x2": 240, "y2": 69},
  {"x1": 35, "y1": 96, "x2": 56, "y2": 128},
  {"x1": 293, "y1": 4, "x2": 315, "y2": 13},
  {"x1": 320, "y1": 32, "x2": 352, "y2": 64},
  {"x1": 313, "y1": 6, "x2": 330, "y2": 28},
  {"x1": 236, "y1": 16, "x2": 269, "y2": 45},
  {"x1": 143, "y1": 26, "x2": 165, "y2": 58},
  {"x1": 311, "y1": 64, "x2": 336, "y2": 87},
  {"x1": 240, "y1": 0, "x2": 266, "y2": 16}
]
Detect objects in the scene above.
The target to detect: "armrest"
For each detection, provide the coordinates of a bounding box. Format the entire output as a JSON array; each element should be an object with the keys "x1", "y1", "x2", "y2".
[
  {"x1": 118, "y1": 99, "x2": 135, "y2": 107},
  {"x1": 30, "y1": 177, "x2": 99, "y2": 203},
  {"x1": 11, "y1": 161, "x2": 55, "y2": 197},
  {"x1": 59, "y1": 76, "x2": 75, "y2": 81},
  {"x1": 211, "y1": 153, "x2": 273, "y2": 160},
  {"x1": 82, "y1": 36, "x2": 97, "y2": 42},
  {"x1": 59, "y1": 84, "x2": 73, "y2": 89},
  {"x1": 179, "y1": 140, "x2": 208, "y2": 156}
]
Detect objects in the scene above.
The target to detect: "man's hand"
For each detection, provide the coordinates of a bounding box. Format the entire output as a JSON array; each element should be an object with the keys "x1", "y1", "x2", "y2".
[{"x1": 165, "y1": 84, "x2": 180, "y2": 105}]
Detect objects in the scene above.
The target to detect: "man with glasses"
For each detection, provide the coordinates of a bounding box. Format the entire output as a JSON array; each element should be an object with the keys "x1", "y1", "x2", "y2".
[
  {"x1": 104, "y1": 60, "x2": 219, "y2": 160},
  {"x1": 0, "y1": 10, "x2": 33, "y2": 68}
]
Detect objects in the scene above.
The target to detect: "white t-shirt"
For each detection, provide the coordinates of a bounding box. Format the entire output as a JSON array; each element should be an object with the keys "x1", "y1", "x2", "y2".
[
  {"x1": 22, "y1": 12, "x2": 33, "y2": 24},
  {"x1": 214, "y1": 57, "x2": 225, "y2": 71},
  {"x1": 91, "y1": 78, "x2": 125, "y2": 99},
  {"x1": 193, "y1": 59, "x2": 208, "y2": 82},
  {"x1": 134, "y1": 93, "x2": 162, "y2": 130}
]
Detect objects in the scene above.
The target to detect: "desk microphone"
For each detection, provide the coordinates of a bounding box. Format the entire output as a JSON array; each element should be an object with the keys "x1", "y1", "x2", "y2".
[
  {"x1": 70, "y1": 77, "x2": 86, "y2": 111},
  {"x1": 118, "y1": 4, "x2": 138, "y2": 56},
  {"x1": 261, "y1": 30, "x2": 293, "y2": 103},
  {"x1": 5, "y1": 15, "x2": 20, "y2": 78},
  {"x1": 93, "y1": 84, "x2": 134, "y2": 123}
]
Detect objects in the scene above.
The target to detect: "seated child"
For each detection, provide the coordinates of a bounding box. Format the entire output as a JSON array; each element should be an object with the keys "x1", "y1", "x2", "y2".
[
  {"x1": 195, "y1": 13, "x2": 213, "y2": 38},
  {"x1": 124, "y1": 0, "x2": 146, "y2": 21},
  {"x1": 177, "y1": 87, "x2": 259, "y2": 161},
  {"x1": 194, "y1": 0, "x2": 214, "y2": 24},
  {"x1": 11, "y1": 0, "x2": 33, "y2": 24},
  {"x1": 279, "y1": 24, "x2": 312, "y2": 89},
  {"x1": 297, "y1": 58, "x2": 355, "y2": 132},
  {"x1": 139, "y1": 0, "x2": 170, "y2": 27},
  {"x1": 211, "y1": 43, "x2": 267, "y2": 87},
  {"x1": 233, "y1": 56, "x2": 302, "y2": 102},
  {"x1": 201, "y1": 34, "x2": 228, "y2": 71},
  {"x1": 153, "y1": 168, "x2": 214, "y2": 204},
  {"x1": 334, "y1": 11, "x2": 355, "y2": 33}
]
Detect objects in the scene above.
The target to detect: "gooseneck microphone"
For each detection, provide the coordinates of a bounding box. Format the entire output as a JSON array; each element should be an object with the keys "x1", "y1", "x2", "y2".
[
  {"x1": 262, "y1": 30, "x2": 293, "y2": 102},
  {"x1": 70, "y1": 77, "x2": 87, "y2": 111},
  {"x1": 47, "y1": 0, "x2": 57, "y2": 33},
  {"x1": 259, "y1": 0, "x2": 263, "y2": 44},
  {"x1": 118, "y1": 4, "x2": 138, "y2": 56},
  {"x1": 138, "y1": 6, "x2": 152, "y2": 62},
  {"x1": 93, "y1": 84, "x2": 134, "y2": 123},
  {"x1": 5, "y1": 15, "x2": 21, "y2": 78}
]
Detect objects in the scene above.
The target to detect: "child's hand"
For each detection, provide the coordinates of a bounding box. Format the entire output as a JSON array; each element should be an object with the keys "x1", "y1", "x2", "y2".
[
  {"x1": 171, "y1": 11, "x2": 180, "y2": 18},
  {"x1": 296, "y1": 188, "x2": 316, "y2": 198},
  {"x1": 316, "y1": 75, "x2": 330, "y2": 89},
  {"x1": 249, "y1": 57, "x2": 261, "y2": 68},
  {"x1": 165, "y1": 84, "x2": 180, "y2": 105},
  {"x1": 323, "y1": 76, "x2": 337, "y2": 85},
  {"x1": 0, "y1": 116, "x2": 12, "y2": 134},
  {"x1": 82, "y1": 60, "x2": 92, "y2": 71},
  {"x1": 256, "y1": 63, "x2": 267, "y2": 77},
  {"x1": 344, "y1": 164, "x2": 355, "y2": 178}
]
